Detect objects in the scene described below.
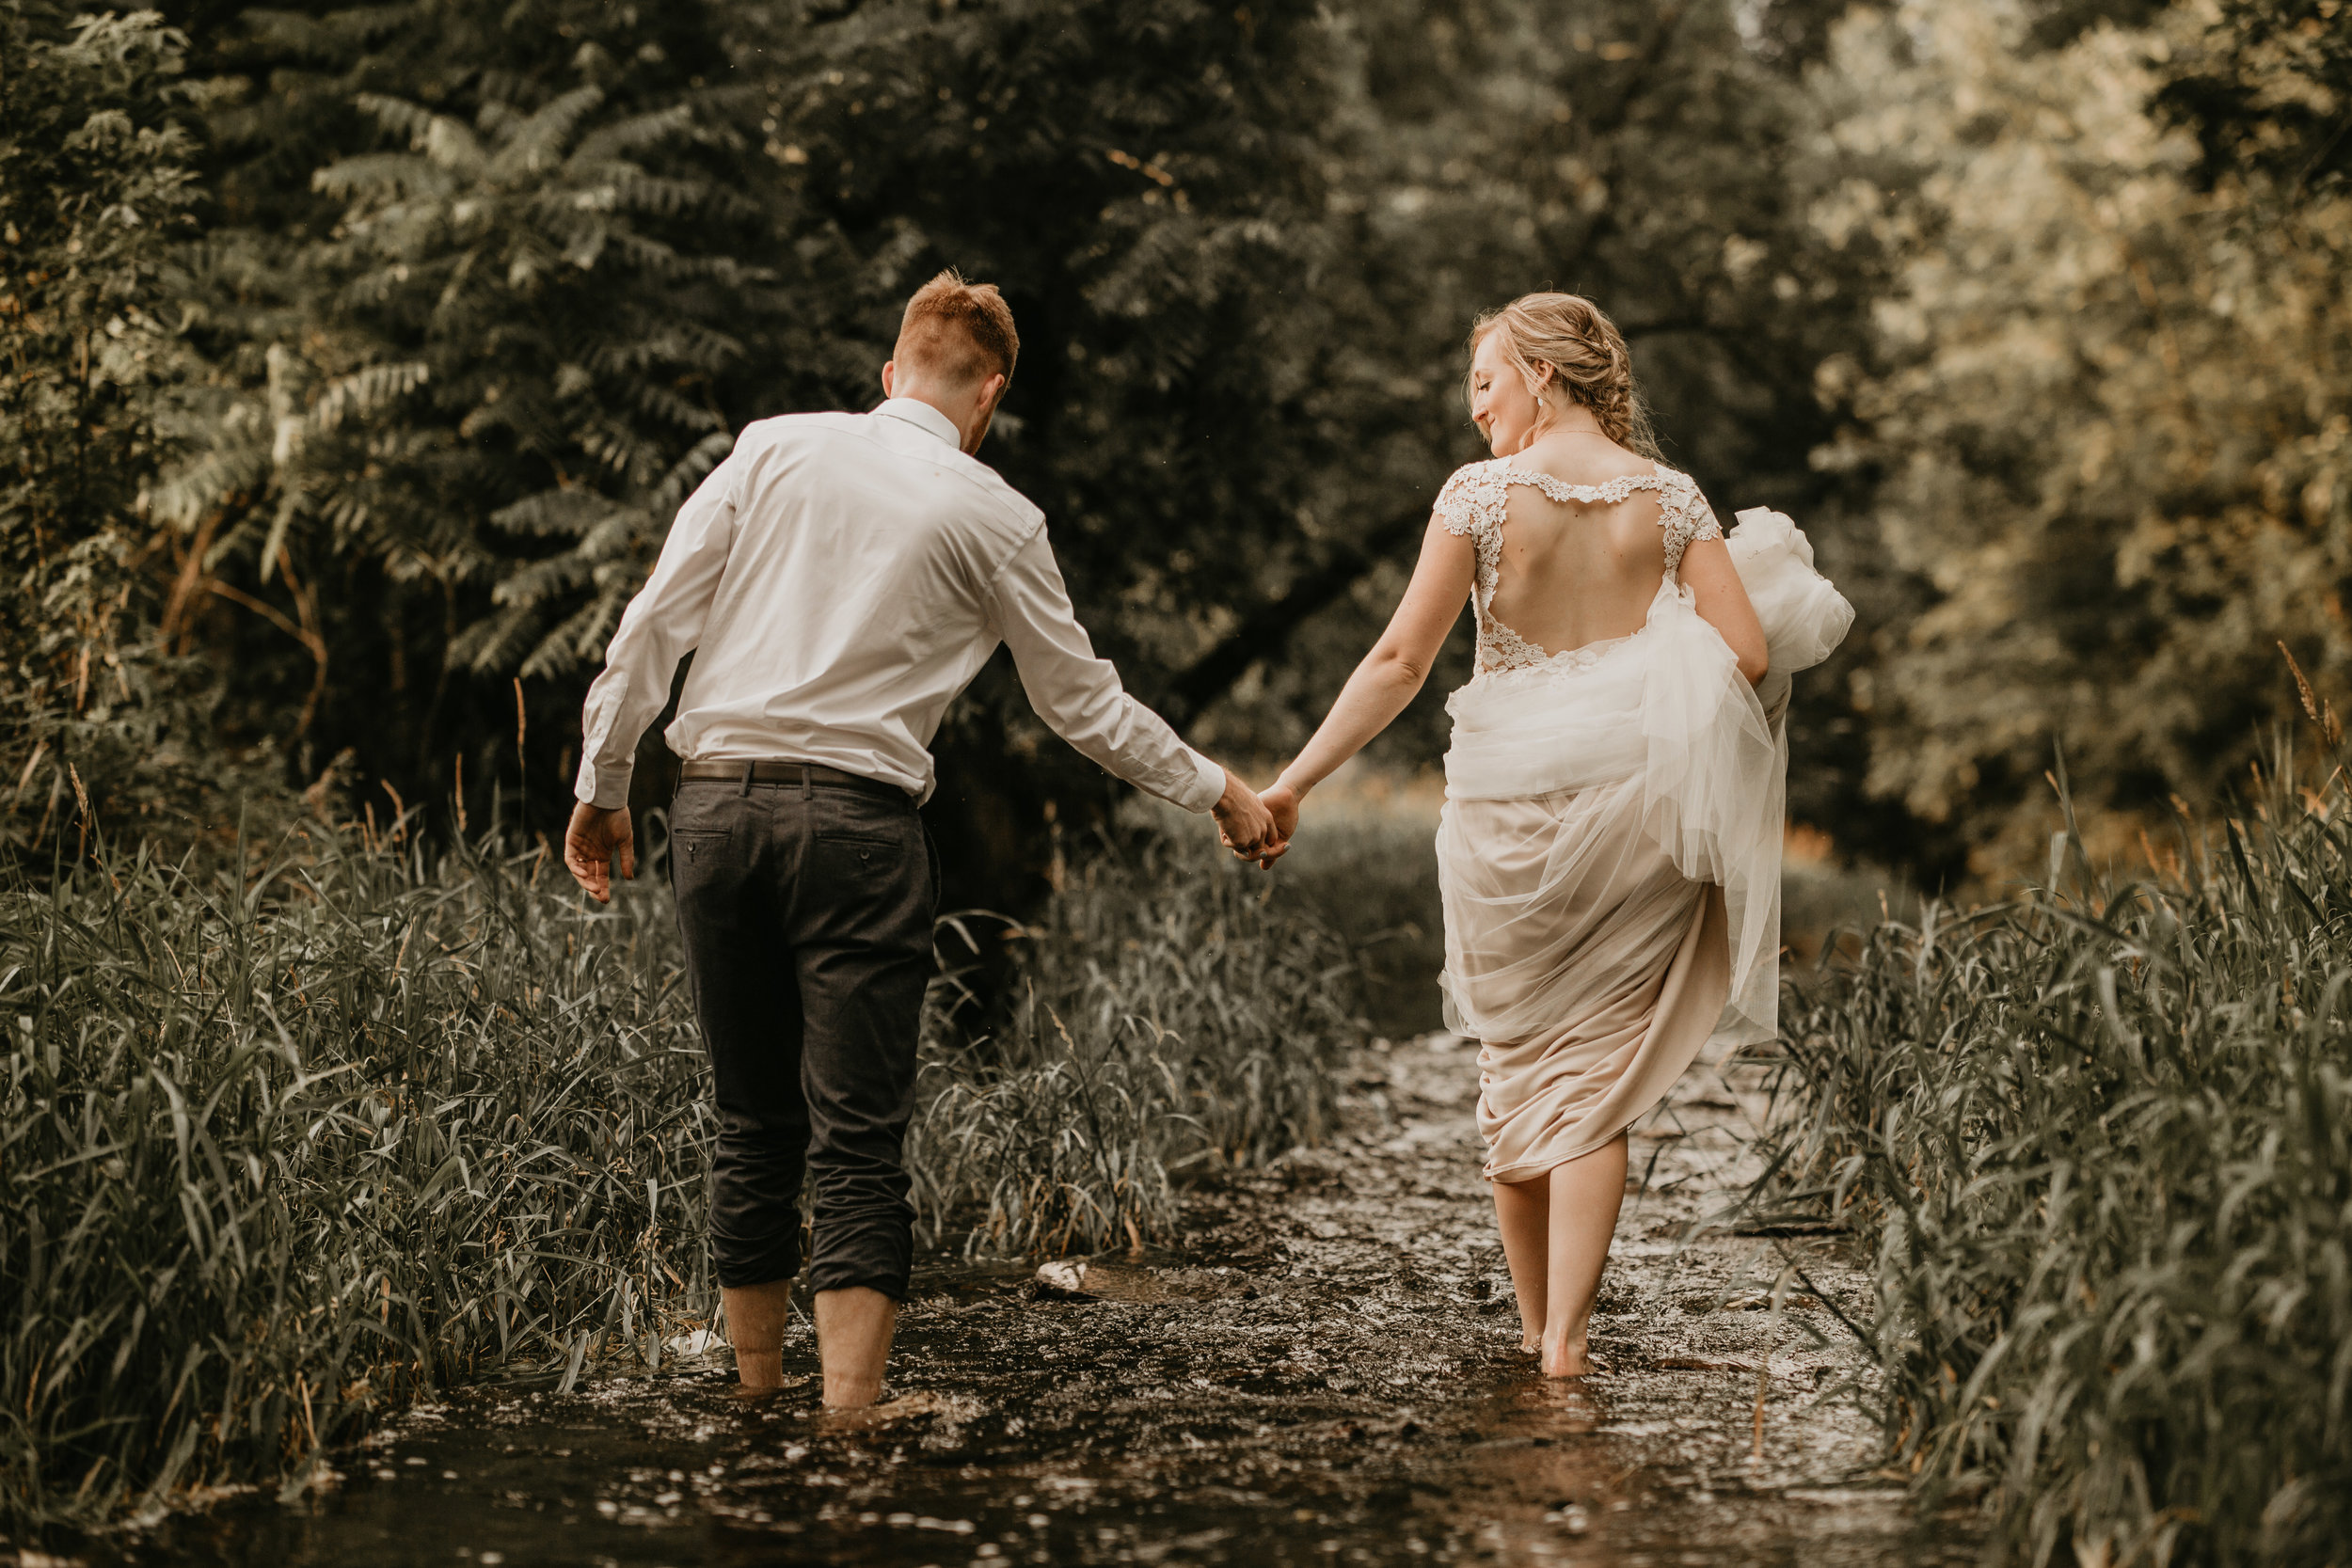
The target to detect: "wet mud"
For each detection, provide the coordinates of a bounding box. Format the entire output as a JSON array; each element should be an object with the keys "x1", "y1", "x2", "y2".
[{"x1": 87, "y1": 1037, "x2": 1977, "y2": 1567}]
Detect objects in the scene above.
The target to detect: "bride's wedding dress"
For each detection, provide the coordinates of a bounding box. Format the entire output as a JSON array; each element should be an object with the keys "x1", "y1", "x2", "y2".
[{"x1": 1430, "y1": 461, "x2": 1853, "y2": 1182}]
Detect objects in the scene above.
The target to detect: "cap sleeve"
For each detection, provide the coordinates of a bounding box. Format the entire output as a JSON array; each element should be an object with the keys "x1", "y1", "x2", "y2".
[
  {"x1": 1433, "y1": 464, "x2": 1491, "y2": 540},
  {"x1": 1433, "y1": 462, "x2": 1509, "y2": 612},
  {"x1": 1661, "y1": 471, "x2": 1724, "y2": 578},
  {"x1": 1687, "y1": 487, "x2": 1725, "y2": 545}
]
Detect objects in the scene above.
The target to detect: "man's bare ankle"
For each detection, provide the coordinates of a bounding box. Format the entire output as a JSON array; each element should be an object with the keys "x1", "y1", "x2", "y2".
[
  {"x1": 722, "y1": 1278, "x2": 798, "y2": 1390},
  {"x1": 821, "y1": 1376, "x2": 884, "y2": 1410},
  {"x1": 813, "y1": 1286, "x2": 898, "y2": 1411}
]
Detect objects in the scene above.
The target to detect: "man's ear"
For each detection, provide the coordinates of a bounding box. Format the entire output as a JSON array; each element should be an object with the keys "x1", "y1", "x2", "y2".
[
  {"x1": 980, "y1": 372, "x2": 1008, "y2": 410},
  {"x1": 881, "y1": 359, "x2": 898, "y2": 398}
]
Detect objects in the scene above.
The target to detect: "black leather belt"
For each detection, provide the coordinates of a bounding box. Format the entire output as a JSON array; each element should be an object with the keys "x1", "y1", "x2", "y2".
[{"x1": 677, "y1": 760, "x2": 908, "y2": 800}]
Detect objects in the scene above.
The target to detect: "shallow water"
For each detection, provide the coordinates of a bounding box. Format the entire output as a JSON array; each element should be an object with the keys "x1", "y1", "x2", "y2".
[{"x1": 80, "y1": 1039, "x2": 1976, "y2": 1568}]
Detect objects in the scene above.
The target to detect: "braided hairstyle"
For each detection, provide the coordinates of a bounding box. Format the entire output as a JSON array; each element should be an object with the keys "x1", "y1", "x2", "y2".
[{"x1": 1466, "y1": 293, "x2": 1661, "y2": 460}]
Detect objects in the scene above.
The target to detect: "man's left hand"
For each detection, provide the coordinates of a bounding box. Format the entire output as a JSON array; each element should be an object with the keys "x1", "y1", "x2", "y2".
[
  {"x1": 1210, "y1": 767, "x2": 1276, "y2": 863},
  {"x1": 564, "y1": 800, "x2": 636, "y2": 903}
]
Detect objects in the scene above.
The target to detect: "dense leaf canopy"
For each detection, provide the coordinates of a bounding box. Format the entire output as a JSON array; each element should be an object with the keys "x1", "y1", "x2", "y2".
[{"x1": 5, "y1": 0, "x2": 2347, "y2": 895}]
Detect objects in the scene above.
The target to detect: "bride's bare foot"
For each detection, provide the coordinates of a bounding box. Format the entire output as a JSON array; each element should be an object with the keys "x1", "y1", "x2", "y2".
[{"x1": 1539, "y1": 1338, "x2": 1595, "y2": 1378}]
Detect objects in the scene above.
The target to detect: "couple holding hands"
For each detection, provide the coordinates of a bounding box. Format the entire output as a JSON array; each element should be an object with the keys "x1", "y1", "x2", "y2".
[{"x1": 562, "y1": 272, "x2": 1851, "y2": 1409}]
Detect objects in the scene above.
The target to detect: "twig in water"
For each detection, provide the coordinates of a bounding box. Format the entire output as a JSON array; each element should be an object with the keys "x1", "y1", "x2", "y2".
[{"x1": 1752, "y1": 1355, "x2": 1770, "y2": 1462}]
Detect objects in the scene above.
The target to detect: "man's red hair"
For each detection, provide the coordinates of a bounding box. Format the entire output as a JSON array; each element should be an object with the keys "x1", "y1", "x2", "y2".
[{"x1": 895, "y1": 269, "x2": 1019, "y2": 386}]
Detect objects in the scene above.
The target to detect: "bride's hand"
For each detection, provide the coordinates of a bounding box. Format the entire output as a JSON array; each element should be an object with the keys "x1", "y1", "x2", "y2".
[{"x1": 1251, "y1": 781, "x2": 1302, "y2": 868}]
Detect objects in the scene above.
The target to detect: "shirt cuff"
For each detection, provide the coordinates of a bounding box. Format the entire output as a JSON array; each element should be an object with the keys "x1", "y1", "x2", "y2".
[
  {"x1": 577, "y1": 758, "x2": 633, "y2": 812},
  {"x1": 1175, "y1": 752, "x2": 1226, "y2": 815}
]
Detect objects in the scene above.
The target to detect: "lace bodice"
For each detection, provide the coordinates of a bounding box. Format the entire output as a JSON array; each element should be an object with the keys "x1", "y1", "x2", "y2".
[{"x1": 1433, "y1": 459, "x2": 1725, "y2": 676}]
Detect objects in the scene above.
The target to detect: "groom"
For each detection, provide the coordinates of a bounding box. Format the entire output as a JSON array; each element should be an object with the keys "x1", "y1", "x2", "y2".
[{"x1": 561, "y1": 271, "x2": 1278, "y2": 1408}]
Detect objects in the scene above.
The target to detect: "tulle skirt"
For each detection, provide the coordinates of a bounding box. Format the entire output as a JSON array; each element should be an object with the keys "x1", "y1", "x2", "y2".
[{"x1": 1438, "y1": 509, "x2": 1852, "y2": 1181}]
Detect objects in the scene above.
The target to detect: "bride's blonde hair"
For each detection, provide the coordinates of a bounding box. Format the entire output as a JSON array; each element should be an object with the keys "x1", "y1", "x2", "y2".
[{"x1": 1468, "y1": 293, "x2": 1661, "y2": 459}]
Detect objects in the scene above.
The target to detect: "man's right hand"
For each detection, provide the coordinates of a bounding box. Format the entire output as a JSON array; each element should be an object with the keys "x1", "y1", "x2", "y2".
[
  {"x1": 1211, "y1": 768, "x2": 1279, "y2": 863},
  {"x1": 564, "y1": 800, "x2": 636, "y2": 903}
]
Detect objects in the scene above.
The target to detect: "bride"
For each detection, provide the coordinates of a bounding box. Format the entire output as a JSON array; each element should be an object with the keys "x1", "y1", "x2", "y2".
[{"x1": 1253, "y1": 293, "x2": 1852, "y2": 1377}]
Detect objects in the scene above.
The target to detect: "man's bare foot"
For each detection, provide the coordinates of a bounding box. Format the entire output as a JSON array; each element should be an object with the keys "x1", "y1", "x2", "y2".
[{"x1": 1539, "y1": 1338, "x2": 1595, "y2": 1378}]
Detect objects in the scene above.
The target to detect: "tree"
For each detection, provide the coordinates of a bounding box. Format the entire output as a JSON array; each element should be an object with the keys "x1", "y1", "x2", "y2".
[
  {"x1": 2157, "y1": 0, "x2": 2352, "y2": 192},
  {"x1": 1811, "y1": 0, "x2": 2352, "y2": 874},
  {"x1": 141, "y1": 0, "x2": 791, "y2": 838},
  {"x1": 153, "y1": 0, "x2": 1401, "y2": 892},
  {"x1": 8, "y1": 0, "x2": 1900, "y2": 890},
  {"x1": 0, "y1": 4, "x2": 245, "y2": 855},
  {"x1": 1180, "y1": 0, "x2": 1896, "y2": 857}
]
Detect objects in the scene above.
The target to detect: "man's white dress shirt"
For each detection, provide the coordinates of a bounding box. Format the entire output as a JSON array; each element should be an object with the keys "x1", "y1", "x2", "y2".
[{"x1": 573, "y1": 397, "x2": 1225, "y2": 815}]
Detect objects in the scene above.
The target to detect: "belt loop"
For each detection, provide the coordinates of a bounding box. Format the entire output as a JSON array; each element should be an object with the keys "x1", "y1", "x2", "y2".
[
  {"x1": 801, "y1": 764, "x2": 813, "y2": 801},
  {"x1": 739, "y1": 761, "x2": 753, "y2": 797}
]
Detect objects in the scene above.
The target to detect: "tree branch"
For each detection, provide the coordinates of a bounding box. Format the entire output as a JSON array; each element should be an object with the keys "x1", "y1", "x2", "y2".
[
  {"x1": 207, "y1": 578, "x2": 325, "y2": 657},
  {"x1": 1160, "y1": 502, "x2": 1431, "y2": 726}
]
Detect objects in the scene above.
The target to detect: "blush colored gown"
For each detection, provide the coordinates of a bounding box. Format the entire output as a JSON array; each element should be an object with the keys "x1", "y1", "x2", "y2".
[{"x1": 1430, "y1": 461, "x2": 1853, "y2": 1182}]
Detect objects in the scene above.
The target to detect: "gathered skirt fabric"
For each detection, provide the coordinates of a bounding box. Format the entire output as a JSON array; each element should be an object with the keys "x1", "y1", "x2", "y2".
[
  {"x1": 1437, "y1": 507, "x2": 1852, "y2": 1182},
  {"x1": 1441, "y1": 785, "x2": 1729, "y2": 1181}
]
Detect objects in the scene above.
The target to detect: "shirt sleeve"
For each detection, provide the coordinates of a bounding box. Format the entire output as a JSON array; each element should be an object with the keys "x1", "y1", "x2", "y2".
[
  {"x1": 985, "y1": 525, "x2": 1226, "y2": 815},
  {"x1": 573, "y1": 450, "x2": 746, "y2": 810}
]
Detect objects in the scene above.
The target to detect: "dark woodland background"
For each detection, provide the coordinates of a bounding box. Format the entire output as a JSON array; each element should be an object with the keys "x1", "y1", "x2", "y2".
[{"x1": 7, "y1": 0, "x2": 2349, "y2": 905}]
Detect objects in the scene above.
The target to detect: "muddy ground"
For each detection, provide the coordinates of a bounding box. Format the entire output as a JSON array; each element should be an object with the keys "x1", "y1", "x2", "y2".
[{"x1": 88, "y1": 1035, "x2": 1977, "y2": 1567}]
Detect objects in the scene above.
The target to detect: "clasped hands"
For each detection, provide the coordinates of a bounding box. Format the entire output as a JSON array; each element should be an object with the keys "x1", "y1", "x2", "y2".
[{"x1": 1210, "y1": 768, "x2": 1300, "y2": 870}]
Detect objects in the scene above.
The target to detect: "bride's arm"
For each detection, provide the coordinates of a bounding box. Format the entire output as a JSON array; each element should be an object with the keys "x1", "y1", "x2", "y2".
[
  {"x1": 1678, "y1": 537, "x2": 1770, "y2": 686},
  {"x1": 1258, "y1": 517, "x2": 1475, "y2": 851}
]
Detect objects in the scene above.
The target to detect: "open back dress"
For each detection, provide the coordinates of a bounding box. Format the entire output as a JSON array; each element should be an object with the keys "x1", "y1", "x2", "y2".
[{"x1": 1430, "y1": 459, "x2": 1852, "y2": 1182}]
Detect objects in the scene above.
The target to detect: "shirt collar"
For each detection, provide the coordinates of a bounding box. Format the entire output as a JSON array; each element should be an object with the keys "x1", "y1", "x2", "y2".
[{"x1": 874, "y1": 397, "x2": 961, "y2": 450}]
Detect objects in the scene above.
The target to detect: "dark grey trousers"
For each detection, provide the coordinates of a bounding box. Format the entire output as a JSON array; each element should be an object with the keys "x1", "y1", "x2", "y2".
[{"x1": 669, "y1": 772, "x2": 938, "y2": 1299}]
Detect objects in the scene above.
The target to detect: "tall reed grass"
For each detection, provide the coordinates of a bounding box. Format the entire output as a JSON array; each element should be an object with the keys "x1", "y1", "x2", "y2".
[
  {"x1": 3, "y1": 826, "x2": 711, "y2": 1530},
  {"x1": 3, "y1": 816, "x2": 1359, "y2": 1528},
  {"x1": 1753, "y1": 743, "x2": 2352, "y2": 1567},
  {"x1": 909, "y1": 828, "x2": 1359, "y2": 1257}
]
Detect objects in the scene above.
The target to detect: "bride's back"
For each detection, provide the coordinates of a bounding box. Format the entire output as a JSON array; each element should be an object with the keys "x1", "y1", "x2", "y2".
[{"x1": 1482, "y1": 436, "x2": 1675, "y2": 661}]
